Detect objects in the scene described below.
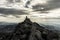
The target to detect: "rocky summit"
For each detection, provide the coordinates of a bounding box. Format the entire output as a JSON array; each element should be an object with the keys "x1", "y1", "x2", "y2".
[{"x1": 0, "y1": 16, "x2": 59, "y2": 40}]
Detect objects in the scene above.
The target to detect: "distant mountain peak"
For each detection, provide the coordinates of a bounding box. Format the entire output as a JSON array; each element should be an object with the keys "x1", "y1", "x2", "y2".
[{"x1": 23, "y1": 16, "x2": 32, "y2": 24}]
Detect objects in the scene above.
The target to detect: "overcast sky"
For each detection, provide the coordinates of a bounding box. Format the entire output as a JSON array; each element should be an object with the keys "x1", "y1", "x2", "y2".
[
  {"x1": 0, "y1": 0, "x2": 60, "y2": 23},
  {"x1": 0, "y1": 0, "x2": 60, "y2": 15}
]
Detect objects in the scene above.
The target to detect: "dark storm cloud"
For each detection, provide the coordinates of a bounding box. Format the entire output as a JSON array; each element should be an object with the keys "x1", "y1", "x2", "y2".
[
  {"x1": 7, "y1": 0, "x2": 21, "y2": 3},
  {"x1": 32, "y1": 0, "x2": 60, "y2": 11},
  {"x1": 47, "y1": 0, "x2": 60, "y2": 9},
  {"x1": 0, "y1": 8, "x2": 28, "y2": 15}
]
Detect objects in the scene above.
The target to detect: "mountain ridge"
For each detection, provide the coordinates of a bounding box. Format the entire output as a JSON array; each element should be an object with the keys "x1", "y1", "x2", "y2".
[{"x1": 0, "y1": 17, "x2": 59, "y2": 40}]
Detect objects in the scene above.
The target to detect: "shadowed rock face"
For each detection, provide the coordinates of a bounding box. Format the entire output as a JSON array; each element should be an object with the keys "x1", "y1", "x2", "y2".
[
  {"x1": 12, "y1": 16, "x2": 44, "y2": 40},
  {"x1": 0, "y1": 17, "x2": 59, "y2": 40}
]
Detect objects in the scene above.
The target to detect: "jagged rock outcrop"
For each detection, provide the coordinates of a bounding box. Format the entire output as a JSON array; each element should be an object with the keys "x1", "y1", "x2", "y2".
[
  {"x1": 11, "y1": 16, "x2": 44, "y2": 40},
  {"x1": 0, "y1": 16, "x2": 59, "y2": 40}
]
